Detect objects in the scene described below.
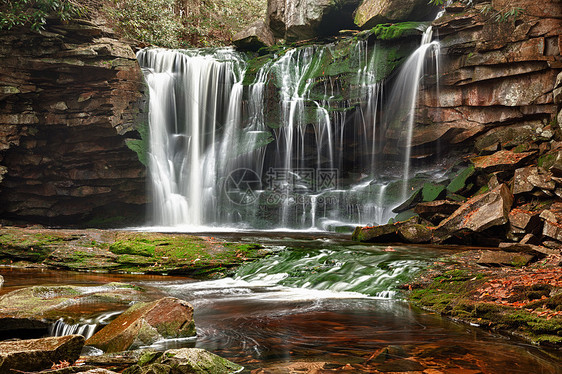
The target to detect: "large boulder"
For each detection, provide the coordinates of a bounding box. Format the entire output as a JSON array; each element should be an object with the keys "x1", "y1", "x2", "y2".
[
  {"x1": 0, "y1": 335, "x2": 84, "y2": 373},
  {"x1": 86, "y1": 297, "x2": 195, "y2": 353},
  {"x1": 268, "y1": 0, "x2": 362, "y2": 40},
  {"x1": 354, "y1": 0, "x2": 438, "y2": 29},
  {"x1": 433, "y1": 184, "x2": 514, "y2": 242},
  {"x1": 233, "y1": 21, "x2": 276, "y2": 51},
  {"x1": 123, "y1": 348, "x2": 243, "y2": 374}
]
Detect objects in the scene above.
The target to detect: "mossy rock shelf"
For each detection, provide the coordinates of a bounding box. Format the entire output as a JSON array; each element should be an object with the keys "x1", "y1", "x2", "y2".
[{"x1": 0, "y1": 227, "x2": 267, "y2": 278}]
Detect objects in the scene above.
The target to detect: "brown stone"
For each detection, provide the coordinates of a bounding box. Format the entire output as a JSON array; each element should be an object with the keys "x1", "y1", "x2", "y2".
[
  {"x1": 85, "y1": 297, "x2": 196, "y2": 353},
  {"x1": 513, "y1": 166, "x2": 556, "y2": 194},
  {"x1": 233, "y1": 21, "x2": 275, "y2": 51},
  {"x1": 543, "y1": 220, "x2": 562, "y2": 242},
  {"x1": 477, "y1": 250, "x2": 534, "y2": 267},
  {"x1": 471, "y1": 150, "x2": 534, "y2": 174},
  {"x1": 354, "y1": 0, "x2": 437, "y2": 29},
  {"x1": 352, "y1": 223, "x2": 399, "y2": 243},
  {"x1": 397, "y1": 224, "x2": 432, "y2": 243},
  {"x1": 508, "y1": 208, "x2": 541, "y2": 234},
  {"x1": 433, "y1": 184, "x2": 513, "y2": 242},
  {"x1": 0, "y1": 335, "x2": 84, "y2": 373}
]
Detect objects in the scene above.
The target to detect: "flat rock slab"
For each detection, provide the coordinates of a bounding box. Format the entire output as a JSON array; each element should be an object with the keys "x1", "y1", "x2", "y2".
[
  {"x1": 477, "y1": 250, "x2": 535, "y2": 267},
  {"x1": 471, "y1": 150, "x2": 534, "y2": 173},
  {"x1": 0, "y1": 335, "x2": 84, "y2": 374}
]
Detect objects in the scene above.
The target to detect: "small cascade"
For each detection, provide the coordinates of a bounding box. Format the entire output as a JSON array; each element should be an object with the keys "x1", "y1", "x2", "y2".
[
  {"x1": 162, "y1": 244, "x2": 435, "y2": 300},
  {"x1": 50, "y1": 319, "x2": 97, "y2": 339},
  {"x1": 49, "y1": 311, "x2": 122, "y2": 339}
]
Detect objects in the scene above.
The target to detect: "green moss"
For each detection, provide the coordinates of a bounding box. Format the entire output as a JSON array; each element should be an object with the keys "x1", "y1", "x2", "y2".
[
  {"x1": 422, "y1": 183, "x2": 446, "y2": 202},
  {"x1": 110, "y1": 239, "x2": 156, "y2": 257},
  {"x1": 370, "y1": 22, "x2": 427, "y2": 41},
  {"x1": 538, "y1": 154, "x2": 556, "y2": 169},
  {"x1": 446, "y1": 165, "x2": 475, "y2": 193}
]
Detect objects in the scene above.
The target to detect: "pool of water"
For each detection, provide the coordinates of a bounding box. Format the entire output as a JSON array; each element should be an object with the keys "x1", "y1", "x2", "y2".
[{"x1": 0, "y1": 234, "x2": 559, "y2": 373}]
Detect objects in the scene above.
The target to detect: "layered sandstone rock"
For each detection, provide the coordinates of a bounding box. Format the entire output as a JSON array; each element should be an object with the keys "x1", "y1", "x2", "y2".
[
  {"x1": 409, "y1": 0, "x2": 562, "y2": 158},
  {"x1": 0, "y1": 19, "x2": 147, "y2": 226}
]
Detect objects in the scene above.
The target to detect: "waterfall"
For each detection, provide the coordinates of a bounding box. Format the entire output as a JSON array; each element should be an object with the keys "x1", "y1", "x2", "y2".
[
  {"x1": 137, "y1": 30, "x2": 441, "y2": 230},
  {"x1": 383, "y1": 26, "x2": 440, "y2": 201},
  {"x1": 49, "y1": 311, "x2": 122, "y2": 339},
  {"x1": 138, "y1": 48, "x2": 246, "y2": 227}
]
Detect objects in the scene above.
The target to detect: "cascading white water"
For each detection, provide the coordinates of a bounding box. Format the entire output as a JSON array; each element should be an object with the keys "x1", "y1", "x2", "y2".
[
  {"x1": 50, "y1": 319, "x2": 97, "y2": 339},
  {"x1": 138, "y1": 29, "x2": 441, "y2": 230},
  {"x1": 138, "y1": 48, "x2": 246, "y2": 227},
  {"x1": 383, "y1": 26, "x2": 440, "y2": 201}
]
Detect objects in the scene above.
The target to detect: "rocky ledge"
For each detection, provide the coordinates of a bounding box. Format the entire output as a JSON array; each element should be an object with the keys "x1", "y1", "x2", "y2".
[{"x1": 0, "y1": 226, "x2": 267, "y2": 277}]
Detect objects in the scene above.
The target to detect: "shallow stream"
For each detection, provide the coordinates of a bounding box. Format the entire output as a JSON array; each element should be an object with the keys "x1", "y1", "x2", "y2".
[{"x1": 1, "y1": 234, "x2": 560, "y2": 373}]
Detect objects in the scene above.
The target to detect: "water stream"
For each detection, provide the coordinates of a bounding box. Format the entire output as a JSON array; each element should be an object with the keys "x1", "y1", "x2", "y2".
[{"x1": 3, "y1": 237, "x2": 558, "y2": 373}]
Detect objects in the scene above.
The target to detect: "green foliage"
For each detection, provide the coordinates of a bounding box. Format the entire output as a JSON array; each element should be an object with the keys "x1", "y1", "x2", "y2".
[
  {"x1": 0, "y1": 0, "x2": 85, "y2": 30},
  {"x1": 422, "y1": 183, "x2": 445, "y2": 202},
  {"x1": 446, "y1": 164, "x2": 475, "y2": 193},
  {"x1": 105, "y1": 0, "x2": 184, "y2": 48},
  {"x1": 105, "y1": 0, "x2": 266, "y2": 48},
  {"x1": 126, "y1": 121, "x2": 149, "y2": 166}
]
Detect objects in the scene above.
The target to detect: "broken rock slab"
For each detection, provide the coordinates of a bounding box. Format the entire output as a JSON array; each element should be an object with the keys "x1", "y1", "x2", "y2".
[
  {"x1": 433, "y1": 184, "x2": 513, "y2": 242},
  {"x1": 477, "y1": 250, "x2": 535, "y2": 267}
]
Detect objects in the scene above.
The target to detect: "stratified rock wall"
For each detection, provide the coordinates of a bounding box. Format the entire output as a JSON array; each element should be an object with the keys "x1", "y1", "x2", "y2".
[
  {"x1": 0, "y1": 19, "x2": 147, "y2": 226},
  {"x1": 413, "y1": 0, "x2": 561, "y2": 158}
]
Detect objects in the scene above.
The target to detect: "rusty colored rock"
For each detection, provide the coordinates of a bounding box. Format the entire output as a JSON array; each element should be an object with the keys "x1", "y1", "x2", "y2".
[
  {"x1": 86, "y1": 297, "x2": 195, "y2": 353},
  {"x1": 433, "y1": 184, "x2": 513, "y2": 242},
  {"x1": 471, "y1": 150, "x2": 534, "y2": 173}
]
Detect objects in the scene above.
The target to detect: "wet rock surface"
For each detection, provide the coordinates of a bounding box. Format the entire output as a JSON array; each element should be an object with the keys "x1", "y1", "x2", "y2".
[
  {"x1": 85, "y1": 297, "x2": 195, "y2": 353},
  {"x1": 0, "y1": 335, "x2": 84, "y2": 373}
]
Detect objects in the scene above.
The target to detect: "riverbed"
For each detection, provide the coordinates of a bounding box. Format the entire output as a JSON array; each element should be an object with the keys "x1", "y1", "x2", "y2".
[{"x1": 1, "y1": 234, "x2": 560, "y2": 373}]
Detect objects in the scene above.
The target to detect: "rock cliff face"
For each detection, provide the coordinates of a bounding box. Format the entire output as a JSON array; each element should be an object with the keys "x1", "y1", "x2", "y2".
[
  {"x1": 412, "y1": 0, "x2": 561, "y2": 158},
  {"x1": 0, "y1": 19, "x2": 147, "y2": 226}
]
